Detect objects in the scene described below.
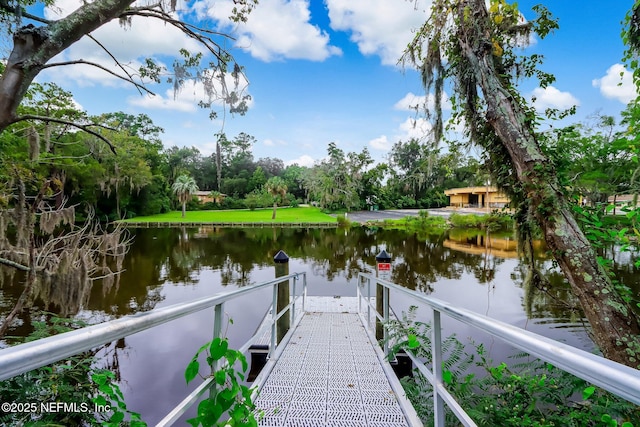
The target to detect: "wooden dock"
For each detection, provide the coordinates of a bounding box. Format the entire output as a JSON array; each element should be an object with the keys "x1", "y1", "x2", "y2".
[{"x1": 252, "y1": 297, "x2": 422, "y2": 427}]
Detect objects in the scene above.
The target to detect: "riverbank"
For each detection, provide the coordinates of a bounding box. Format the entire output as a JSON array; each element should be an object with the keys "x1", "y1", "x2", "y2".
[
  {"x1": 118, "y1": 207, "x2": 338, "y2": 225},
  {"x1": 118, "y1": 207, "x2": 484, "y2": 226}
]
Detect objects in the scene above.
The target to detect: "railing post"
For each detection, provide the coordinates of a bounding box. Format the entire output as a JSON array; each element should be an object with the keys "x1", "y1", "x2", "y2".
[
  {"x1": 291, "y1": 275, "x2": 297, "y2": 324},
  {"x1": 357, "y1": 274, "x2": 362, "y2": 313},
  {"x1": 270, "y1": 282, "x2": 278, "y2": 358},
  {"x1": 274, "y1": 250, "x2": 290, "y2": 344},
  {"x1": 383, "y1": 284, "x2": 390, "y2": 357},
  {"x1": 303, "y1": 273, "x2": 307, "y2": 312},
  {"x1": 367, "y1": 277, "x2": 371, "y2": 329},
  {"x1": 375, "y1": 250, "x2": 392, "y2": 341},
  {"x1": 432, "y1": 308, "x2": 445, "y2": 426},
  {"x1": 210, "y1": 302, "x2": 224, "y2": 400}
]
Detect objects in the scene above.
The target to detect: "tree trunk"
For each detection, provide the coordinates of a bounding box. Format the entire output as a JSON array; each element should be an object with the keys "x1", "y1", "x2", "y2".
[
  {"x1": 272, "y1": 202, "x2": 277, "y2": 220},
  {"x1": 458, "y1": 0, "x2": 640, "y2": 368},
  {"x1": 216, "y1": 141, "x2": 222, "y2": 192},
  {"x1": 0, "y1": 0, "x2": 136, "y2": 131},
  {"x1": 181, "y1": 201, "x2": 186, "y2": 218}
]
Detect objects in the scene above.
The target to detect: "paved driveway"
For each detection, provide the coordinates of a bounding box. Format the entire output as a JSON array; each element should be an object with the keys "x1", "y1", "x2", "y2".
[{"x1": 341, "y1": 208, "x2": 453, "y2": 223}]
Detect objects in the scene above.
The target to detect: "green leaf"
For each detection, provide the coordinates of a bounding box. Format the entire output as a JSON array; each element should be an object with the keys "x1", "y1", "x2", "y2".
[
  {"x1": 109, "y1": 411, "x2": 125, "y2": 424},
  {"x1": 197, "y1": 399, "x2": 222, "y2": 427},
  {"x1": 582, "y1": 385, "x2": 596, "y2": 400},
  {"x1": 130, "y1": 421, "x2": 147, "y2": 427},
  {"x1": 185, "y1": 359, "x2": 200, "y2": 384},
  {"x1": 214, "y1": 370, "x2": 226, "y2": 385},
  {"x1": 93, "y1": 395, "x2": 108, "y2": 407},
  {"x1": 407, "y1": 334, "x2": 420, "y2": 349},
  {"x1": 225, "y1": 349, "x2": 238, "y2": 366},
  {"x1": 92, "y1": 373, "x2": 107, "y2": 385},
  {"x1": 442, "y1": 370, "x2": 452, "y2": 384},
  {"x1": 238, "y1": 353, "x2": 249, "y2": 372},
  {"x1": 99, "y1": 384, "x2": 113, "y2": 395},
  {"x1": 209, "y1": 337, "x2": 229, "y2": 361}
]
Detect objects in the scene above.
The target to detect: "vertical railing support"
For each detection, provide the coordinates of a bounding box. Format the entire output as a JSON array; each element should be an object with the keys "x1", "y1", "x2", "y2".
[
  {"x1": 357, "y1": 275, "x2": 362, "y2": 313},
  {"x1": 367, "y1": 277, "x2": 371, "y2": 329},
  {"x1": 274, "y1": 250, "x2": 290, "y2": 344},
  {"x1": 270, "y1": 283, "x2": 278, "y2": 359},
  {"x1": 383, "y1": 283, "x2": 390, "y2": 357},
  {"x1": 291, "y1": 275, "x2": 297, "y2": 324},
  {"x1": 375, "y1": 250, "x2": 392, "y2": 341},
  {"x1": 432, "y1": 309, "x2": 445, "y2": 426},
  {"x1": 210, "y1": 302, "x2": 224, "y2": 400},
  {"x1": 302, "y1": 273, "x2": 307, "y2": 312}
]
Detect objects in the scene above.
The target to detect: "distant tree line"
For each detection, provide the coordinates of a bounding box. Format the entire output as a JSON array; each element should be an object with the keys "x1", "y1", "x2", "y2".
[{"x1": 1, "y1": 82, "x2": 637, "y2": 222}]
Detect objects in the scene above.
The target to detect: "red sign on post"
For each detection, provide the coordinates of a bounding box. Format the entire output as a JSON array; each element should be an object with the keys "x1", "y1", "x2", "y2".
[{"x1": 377, "y1": 263, "x2": 391, "y2": 271}]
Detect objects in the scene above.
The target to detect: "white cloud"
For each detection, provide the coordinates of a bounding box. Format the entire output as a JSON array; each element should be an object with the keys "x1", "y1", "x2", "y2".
[
  {"x1": 394, "y1": 93, "x2": 427, "y2": 111},
  {"x1": 368, "y1": 116, "x2": 433, "y2": 154},
  {"x1": 43, "y1": 1, "x2": 204, "y2": 87},
  {"x1": 530, "y1": 86, "x2": 580, "y2": 111},
  {"x1": 263, "y1": 138, "x2": 288, "y2": 147},
  {"x1": 326, "y1": 0, "x2": 430, "y2": 65},
  {"x1": 285, "y1": 154, "x2": 315, "y2": 167},
  {"x1": 199, "y1": 0, "x2": 341, "y2": 62},
  {"x1": 399, "y1": 117, "x2": 433, "y2": 140},
  {"x1": 369, "y1": 135, "x2": 390, "y2": 151},
  {"x1": 592, "y1": 64, "x2": 638, "y2": 104},
  {"x1": 394, "y1": 91, "x2": 452, "y2": 112},
  {"x1": 127, "y1": 72, "x2": 253, "y2": 112}
]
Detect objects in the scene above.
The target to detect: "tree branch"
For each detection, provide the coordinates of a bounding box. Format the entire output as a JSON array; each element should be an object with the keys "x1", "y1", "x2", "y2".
[
  {"x1": 10, "y1": 115, "x2": 118, "y2": 154},
  {"x1": 118, "y1": 8, "x2": 234, "y2": 63},
  {"x1": 0, "y1": 257, "x2": 29, "y2": 271},
  {"x1": 86, "y1": 33, "x2": 147, "y2": 96},
  {"x1": 40, "y1": 59, "x2": 155, "y2": 96},
  {"x1": 0, "y1": 3, "x2": 52, "y2": 25}
]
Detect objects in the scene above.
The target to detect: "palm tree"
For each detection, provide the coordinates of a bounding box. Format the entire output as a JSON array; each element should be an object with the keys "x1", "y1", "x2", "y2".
[
  {"x1": 172, "y1": 175, "x2": 199, "y2": 218},
  {"x1": 265, "y1": 176, "x2": 287, "y2": 220}
]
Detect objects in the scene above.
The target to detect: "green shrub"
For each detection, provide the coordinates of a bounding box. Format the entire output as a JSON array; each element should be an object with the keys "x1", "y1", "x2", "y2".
[
  {"x1": 185, "y1": 336, "x2": 259, "y2": 426},
  {"x1": 0, "y1": 314, "x2": 145, "y2": 426},
  {"x1": 449, "y1": 213, "x2": 484, "y2": 228},
  {"x1": 386, "y1": 308, "x2": 639, "y2": 427},
  {"x1": 336, "y1": 214, "x2": 351, "y2": 227}
]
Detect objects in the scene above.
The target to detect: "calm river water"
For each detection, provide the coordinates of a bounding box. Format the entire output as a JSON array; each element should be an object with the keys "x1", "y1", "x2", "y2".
[{"x1": 2, "y1": 225, "x2": 637, "y2": 424}]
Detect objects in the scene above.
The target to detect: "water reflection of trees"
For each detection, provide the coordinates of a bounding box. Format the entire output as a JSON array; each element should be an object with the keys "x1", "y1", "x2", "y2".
[{"x1": 3, "y1": 226, "x2": 636, "y2": 330}]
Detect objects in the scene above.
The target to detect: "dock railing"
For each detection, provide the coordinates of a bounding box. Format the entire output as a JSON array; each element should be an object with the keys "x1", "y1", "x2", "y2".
[
  {"x1": 0, "y1": 272, "x2": 307, "y2": 426},
  {"x1": 356, "y1": 272, "x2": 640, "y2": 427}
]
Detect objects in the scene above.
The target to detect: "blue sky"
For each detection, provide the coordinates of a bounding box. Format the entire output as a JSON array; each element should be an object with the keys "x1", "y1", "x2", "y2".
[{"x1": 36, "y1": 0, "x2": 637, "y2": 167}]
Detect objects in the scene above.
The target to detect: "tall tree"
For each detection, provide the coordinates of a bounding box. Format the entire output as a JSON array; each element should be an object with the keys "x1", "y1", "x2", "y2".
[
  {"x1": 265, "y1": 176, "x2": 287, "y2": 220},
  {"x1": 405, "y1": 0, "x2": 640, "y2": 367},
  {"x1": 172, "y1": 175, "x2": 198, "y2": 218},
  {"x1": 0, "y1": 0, "x2": 255, "y2": 138}
]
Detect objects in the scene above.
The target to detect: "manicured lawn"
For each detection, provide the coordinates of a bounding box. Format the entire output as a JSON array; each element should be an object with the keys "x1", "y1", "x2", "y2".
[{"x1": 120, "y1": 207, "x2": 337, "y2": 224}]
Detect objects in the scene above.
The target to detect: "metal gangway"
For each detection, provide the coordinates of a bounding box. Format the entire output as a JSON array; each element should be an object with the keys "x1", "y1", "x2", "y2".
[{"x1": 0, "y1": 271, "x2": 639, "y2": 427}]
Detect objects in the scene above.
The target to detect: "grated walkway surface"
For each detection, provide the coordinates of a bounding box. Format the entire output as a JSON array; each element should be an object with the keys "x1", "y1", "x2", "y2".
[{"x1": 254, "y1": 311, "x2": 411, "y2": 427}]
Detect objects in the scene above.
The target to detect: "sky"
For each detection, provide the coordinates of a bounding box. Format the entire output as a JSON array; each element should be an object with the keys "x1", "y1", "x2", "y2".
[{"x1": 32, "y1": 0, "x2": 638, "y2": 168}]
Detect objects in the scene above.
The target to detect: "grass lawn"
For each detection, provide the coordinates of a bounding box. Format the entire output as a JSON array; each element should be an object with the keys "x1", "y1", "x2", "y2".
[{"x1": 120, "y1": 207, "x2": 337, "y2": 224}]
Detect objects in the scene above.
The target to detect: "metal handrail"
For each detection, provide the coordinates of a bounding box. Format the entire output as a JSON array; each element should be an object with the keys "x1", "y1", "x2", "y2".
[
  {"x1": 0, "y1": 272, "x2": 307, "y2": 425},
  {"x1": 357, "y1": 272, "x2": 640, "y2": 427}
]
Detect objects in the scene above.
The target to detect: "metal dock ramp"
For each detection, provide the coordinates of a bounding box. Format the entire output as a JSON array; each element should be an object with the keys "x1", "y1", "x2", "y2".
[
  {"x1": 2, "y1": 271, "x2": 639, "y2": 427},
  {"x1": 252, "y1": 297, "x2": 422, "y2": 427}
]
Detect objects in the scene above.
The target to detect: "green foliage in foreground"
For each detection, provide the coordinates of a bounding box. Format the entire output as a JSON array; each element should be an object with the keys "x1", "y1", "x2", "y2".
[
  {"x1": 0, "y1": 314, "x2": 145, "y2": 427},
  {"x1": 448, "y1": 212, "x2": 515, "y2": 230},
  {"x1": 386, "y1": 307, "x2": 639, "y2": 427},
  {"x1": 120, "y1": 207, "x2": 337, "y2": 223},
  {"x1": 185, "y1": 336, "x2": 259, "y2": 427}
]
